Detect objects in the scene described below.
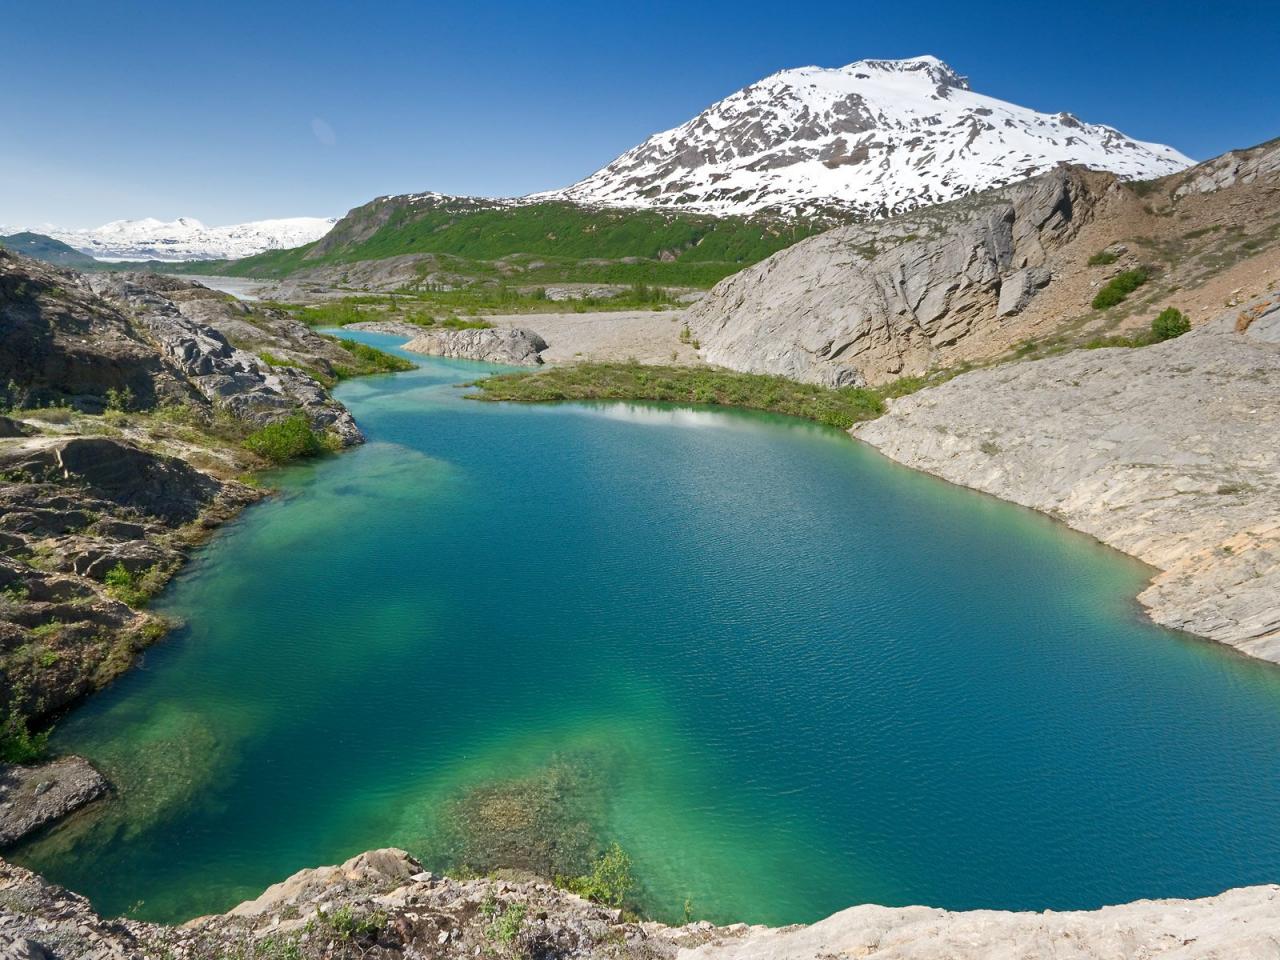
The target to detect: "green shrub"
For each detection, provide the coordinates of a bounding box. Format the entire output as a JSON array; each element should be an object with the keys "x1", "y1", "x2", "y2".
[
  {"x1": 1091, "y1": 268, "x2": 1149, "y2": 309},
  {"x1": 104, "y1": 385, "x2": 135, "y2": 412},
  {"x1": 313, "y1": 905, "x2": 386, "y2": 942},
  {"x1": 1151, "y1": 307, "x2": 1191, "y2": 341},
  {"x1": 0, "y1": 711, "x2": 50, "y2": 764},
  {"x1": 562, "y1": 842, "x2": 634, "y2": 907},
  {"x1": 485, "y1": 901, "x2": 527, "y2": 951},
  {"x1": 243, "y1": 415, "x2": 327, "y2": 463},
  {"x1": 1087, "y1": 250, "x2": 1119, "y2": 266}
]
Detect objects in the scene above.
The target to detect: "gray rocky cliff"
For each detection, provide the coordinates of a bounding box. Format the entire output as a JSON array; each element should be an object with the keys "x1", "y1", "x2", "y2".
[{"x1": 685, "y1": 168, "x2": 1105, "y2": 386}]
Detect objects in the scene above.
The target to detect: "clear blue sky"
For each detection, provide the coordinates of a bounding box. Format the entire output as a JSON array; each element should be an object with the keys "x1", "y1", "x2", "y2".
[{"x1": 4, "y1": 0, "x2": 1276, "y2": 227}]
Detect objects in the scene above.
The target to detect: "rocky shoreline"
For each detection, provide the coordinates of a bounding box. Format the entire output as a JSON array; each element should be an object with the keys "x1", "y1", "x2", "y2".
[
  {"x1": 856, "y1": 293, "x2": 1280, "y2": 663},
  {"x1": 2, "y1": 848, "x2": 1277, "y2": 960}
]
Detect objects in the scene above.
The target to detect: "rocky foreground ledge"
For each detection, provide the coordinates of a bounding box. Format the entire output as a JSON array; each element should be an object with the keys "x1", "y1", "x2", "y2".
[
  {"x1": 856, "y1": 292, "x2": 1280, "y2": 663},
  {"x1": 1, "y1": 849, "x2": 1277, "y2": 959}
]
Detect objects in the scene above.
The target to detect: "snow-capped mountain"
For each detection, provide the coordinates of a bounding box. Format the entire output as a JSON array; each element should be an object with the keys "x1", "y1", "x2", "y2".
[
  {"x1": 538, "y1": 56, "x2": 1193, "y2": 217},
  {"x1": 24, "y1": 216, "x2": 337, "y2": 262}
]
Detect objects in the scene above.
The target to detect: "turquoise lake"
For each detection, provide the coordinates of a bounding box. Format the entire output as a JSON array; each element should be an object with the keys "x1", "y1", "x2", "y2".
[{"x1": 14, "y1": 330, "x2": 1280, "y2": 924}]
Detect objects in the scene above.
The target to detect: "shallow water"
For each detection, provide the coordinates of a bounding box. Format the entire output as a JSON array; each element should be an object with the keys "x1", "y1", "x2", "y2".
[{"x1": 14, "y1": 332, "x2": 1280, "y2": 924}]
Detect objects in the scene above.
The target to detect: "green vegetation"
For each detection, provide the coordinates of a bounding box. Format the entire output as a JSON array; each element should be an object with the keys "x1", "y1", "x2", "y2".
[
  {"x1": 561, "y1": 842, "x2": 635, "y2": 908},
  {"x1": 1151, "y1": 306, "x2": 1191, "y2": 341},
  {"x1": 1091, "y1": 268, "x2": 1149, "y2": 309},
  {"x1": 333, "y1": 339, "x2": 415, "y2": 377},
  {"x1": 0, "y1": 709, "x2": 50, "y2": 764},
  {"x1": 309, "y1": 905, "x2": 387, "y2": 945},
  {"x1": 103, "y1": 562, "x2": 169, "y2": 608},
  {"x1": 470, "y1": 362, "x2": 886, "y2": 430},
  {"x1": 1087, "y1": 250, "x2": 1119, "y2": 266},
  {"x1": 484, "y1": 899, "x2": 528, "y2": 952},
  {"x1": 1084, "y1": 306, "x2": 1191, "y2": 349},
  {"x1": 194, "y1": 200, "x2": 825, "y2": 288},
  {"x1": 243, "y1": 415, "x2": 329, "y2": 464},
  {"x1": 104, "y1": 386, "x2": 135, "y2": 412}
]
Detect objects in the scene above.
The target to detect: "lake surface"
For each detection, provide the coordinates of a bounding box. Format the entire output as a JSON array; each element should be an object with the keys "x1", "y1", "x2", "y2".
[{"x1": 14, "y1": 331, "x2": 1280, "y2": 925}]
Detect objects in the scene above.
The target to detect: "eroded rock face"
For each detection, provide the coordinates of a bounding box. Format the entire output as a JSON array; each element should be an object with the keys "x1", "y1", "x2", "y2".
[
  {"x1": 686, "y1": 168, "x2": 1104, "y2": 386},
  {"x1": 2, "y1": 438, "x2": 222, "y2": 526},
  {"x1": 855, "y1": 292, "x2": 1280, "y2": 662},
  {"x1": 402, "y1": 328, "x2": 548, "y2": 365}
]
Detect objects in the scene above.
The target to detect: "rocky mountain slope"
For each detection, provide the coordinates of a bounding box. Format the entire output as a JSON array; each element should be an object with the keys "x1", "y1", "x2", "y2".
[
  {"x1": 10, "y1": 216, "x2": 337, "y2": 262},
  {"x1": 686, "y1": 136, "x2": 1280, "y2": 386},
  {"x1": 540, "y1": 56, "x2": 1191, "y2": 217},
  {"x1": 3, "y1": 848, "x2": 1277, "y2": 960}
]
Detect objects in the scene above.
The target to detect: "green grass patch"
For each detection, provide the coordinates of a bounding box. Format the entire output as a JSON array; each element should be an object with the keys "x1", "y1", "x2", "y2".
[
  {"x1": 103, "y1": 562, "x2": 169, "y2": 608},
  {"x1": 334, "y1": 339, "x2": 415, "y2": 376},
  {"x1": 1091, "y1": 268, "x2": 1149, "y2": 309},
  {"x1": 469, "y1": 362, "x2": 885, "y2": 429},
  {"x1": 1087, "y1": 250, "x2": 1119, "y2": 266}
]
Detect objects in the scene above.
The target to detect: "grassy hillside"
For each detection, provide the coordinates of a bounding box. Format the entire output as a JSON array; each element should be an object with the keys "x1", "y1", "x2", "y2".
[{"x1": 204, "y1": 198, "x2": 827, "y2": 288}]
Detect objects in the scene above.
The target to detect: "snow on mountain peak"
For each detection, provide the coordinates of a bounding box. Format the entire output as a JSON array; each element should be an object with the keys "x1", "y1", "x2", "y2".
[
  {"x1": 537, "y1": 55, "x2": 1193, "y2": 217},
  {"x1": 33, "y1": 216, "x2": 337, "y2": 262}
]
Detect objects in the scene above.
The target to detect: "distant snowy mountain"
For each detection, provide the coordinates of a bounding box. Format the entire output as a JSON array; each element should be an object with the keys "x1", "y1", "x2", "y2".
[
  {"x1": 537, "y1": 55, "x2": 1194, "y2": 217},
  {"x1": 22, "y1": 216, "x2": 337, "y2": 262}
]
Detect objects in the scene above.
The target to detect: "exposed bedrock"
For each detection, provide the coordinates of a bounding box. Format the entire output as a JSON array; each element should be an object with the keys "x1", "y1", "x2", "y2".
[
  {"x1": 686, "y1": 167, "x2": 1102, "y2": 386},
  {"x1": 402, "y1": 327, "x2": 548, "y2": 365}
]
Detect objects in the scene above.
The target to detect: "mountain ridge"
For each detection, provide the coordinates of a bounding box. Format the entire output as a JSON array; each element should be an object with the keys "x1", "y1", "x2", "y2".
[
  {"x1": 536, "y1": 55, "x2": 1192, "y2": 216},
  {"x1": 4, "y1": 216, "x2": 338, "y2": 262}
]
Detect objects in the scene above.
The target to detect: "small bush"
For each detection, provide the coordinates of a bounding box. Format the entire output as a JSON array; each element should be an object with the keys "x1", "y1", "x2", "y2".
[
  {"x1": 1151, "y1": 307, "x2": 1190, "y2": 341},
  {"x1": 104, "y1": 386, "x2": 135, "y2": 412},
  {"x1": 315, "y1": 905, "x2": 387, "y2": 942},
  {"x1": 1091, "y1": 268, "x2": 1149, "y2": 309},
  {"x1": 243, "y1": 415, "x2": 327, "y2": 463},
  {"x1": 562, "y1": 842, "x2": 634, "y2": 908},
  {"x1": 1087, "y1": 250, "x2": 1119, "y2": 266},
  {"x1": 485, "y1": 901, "x2": 527, "y2": 952},
  {"x1": 0, "y1": 711, "x2": 50, "y2": 764}
]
